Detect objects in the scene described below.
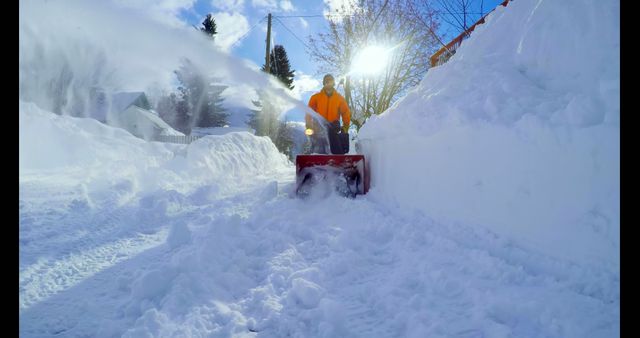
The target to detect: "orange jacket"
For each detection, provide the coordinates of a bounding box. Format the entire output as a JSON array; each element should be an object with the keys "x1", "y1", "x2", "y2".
[{"x1": 306, "y1": 90, "x2": 350, "y2": 130}]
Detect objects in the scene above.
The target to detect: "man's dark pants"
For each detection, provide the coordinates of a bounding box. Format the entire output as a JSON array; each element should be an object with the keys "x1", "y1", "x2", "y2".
[{"x1": 309, "y1": 121, "x2": 340, "y2": 154}]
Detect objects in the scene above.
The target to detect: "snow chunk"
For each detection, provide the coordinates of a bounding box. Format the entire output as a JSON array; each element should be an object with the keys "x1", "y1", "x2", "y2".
[
  {"x1": 167, "y1": 222, "x2": 192, "y2": 249},
  {"x1": 289, "y1": 278, "x2": 324, "y2": 309}
]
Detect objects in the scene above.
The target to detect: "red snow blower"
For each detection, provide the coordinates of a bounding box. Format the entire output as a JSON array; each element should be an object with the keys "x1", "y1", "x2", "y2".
[{"x1": 295, "y1": 128, "x2": 369, "y2": 197}]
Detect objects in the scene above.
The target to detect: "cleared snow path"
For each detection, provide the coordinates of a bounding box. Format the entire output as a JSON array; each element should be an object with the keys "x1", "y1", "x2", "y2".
[
  {"x1": 19, "y1": 171, "x2": 167, "y2": 312},
  {"x1": 19, "y1": 171, "x2": 619, "y2": 337}
]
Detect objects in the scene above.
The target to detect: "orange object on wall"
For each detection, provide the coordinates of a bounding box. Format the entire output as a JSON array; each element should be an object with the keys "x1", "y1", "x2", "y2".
[{"x1": 430, "y1": 0, "x2": 512, "y2": 68}]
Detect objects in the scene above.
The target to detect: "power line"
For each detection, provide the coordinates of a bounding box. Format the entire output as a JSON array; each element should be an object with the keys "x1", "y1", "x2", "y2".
[
  {"x1": 273, "y1": 14, "x2": 324, "y2": 18},
  {"x1": 273, "y1": 14, "x2": 357, "y2": 18},
  {"x1": 230, "y1": 15, "x2": 267, "y2": 48},
  {"x1": 263, "y1": 6, "x2": 490, "y2": 53},
  {"x1": 273, "y1": 16, "x2": 312, "y2": 50},
  {"x1": 273, "y1": 11, "x2": 486, "y2": 19}
]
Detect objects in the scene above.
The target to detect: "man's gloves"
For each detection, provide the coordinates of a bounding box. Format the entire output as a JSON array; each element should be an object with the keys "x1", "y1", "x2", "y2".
[{"x1": 341, "y1": 125, "x2": 349, "y2": 133}]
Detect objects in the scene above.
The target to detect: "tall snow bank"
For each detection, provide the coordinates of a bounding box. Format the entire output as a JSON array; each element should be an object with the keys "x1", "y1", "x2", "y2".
[
  {"x1": 20, "y1": 100, "x2": 291, "y2": 195},
  {"x1": 183, "y1": 132, "x2": 292, "y2": 186},
  {"x1": 19, "y1": 100, "x2": 171, "y2": 171},
  {"x1": 359, "y1": 0, "x2": 619, "y2": 267}
]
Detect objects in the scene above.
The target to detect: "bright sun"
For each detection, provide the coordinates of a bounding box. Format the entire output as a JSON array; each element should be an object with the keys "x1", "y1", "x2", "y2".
[{"x1": 350, "y1": 45, "x2": 391, "y2": 76}]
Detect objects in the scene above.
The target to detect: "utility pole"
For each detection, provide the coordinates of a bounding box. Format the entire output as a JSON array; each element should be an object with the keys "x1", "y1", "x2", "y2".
[{"x1": 265, "y1": 13, "x2": 272, "y2": 74}]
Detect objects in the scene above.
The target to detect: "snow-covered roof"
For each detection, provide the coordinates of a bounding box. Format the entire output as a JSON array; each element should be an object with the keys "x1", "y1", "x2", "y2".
[
  {"x1": 124, "y1": 105, "x2": 184, "y2": 136},
  {"x1": 111, "y1": 92, "x2": 148, "y2": 113}
]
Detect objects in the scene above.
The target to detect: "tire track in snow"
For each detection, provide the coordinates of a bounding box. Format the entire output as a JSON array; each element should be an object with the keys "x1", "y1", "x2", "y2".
[
  {"x1": 19, "y1": 230, "x2": 167, "y2": 312},
  {"x1": 19, "y1": 177, "x2": 168, "y2": 312}
]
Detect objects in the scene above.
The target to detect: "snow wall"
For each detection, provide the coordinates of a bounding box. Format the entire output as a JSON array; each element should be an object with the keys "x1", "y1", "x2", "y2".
[{"x1": 358, "y1": 0, "x2": 620, "y2": 267}]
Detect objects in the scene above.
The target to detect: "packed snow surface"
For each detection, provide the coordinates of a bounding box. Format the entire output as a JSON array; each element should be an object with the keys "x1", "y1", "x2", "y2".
[
  {"x1": 20, "y1": 0, "x2": 619, "y2": 336},
  {"x1": 19, "y1": 100, "x2": 618, "y2": 337}
]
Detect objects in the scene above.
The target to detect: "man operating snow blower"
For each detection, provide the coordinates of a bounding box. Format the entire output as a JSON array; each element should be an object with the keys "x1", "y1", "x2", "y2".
[
  {"x1": 295, "y1": 74, "x2": 368, "y2": 197},
  {"x1": 305, "y1": 74, "x2": 350, "y2": 155}
]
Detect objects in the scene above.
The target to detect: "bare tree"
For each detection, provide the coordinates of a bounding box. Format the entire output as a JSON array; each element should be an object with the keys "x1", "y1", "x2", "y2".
[
  {"x1": 407, "y1": 0, "x2": 448, "y2": 47},
  {"x1": 433, "y1": 0, "x2": 486, "y2": 37},
  {"x1": 308, "y1": 0, "x2": 441, "y2": 130}
]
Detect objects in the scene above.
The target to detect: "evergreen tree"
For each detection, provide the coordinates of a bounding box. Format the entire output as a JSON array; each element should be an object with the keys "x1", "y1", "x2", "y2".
[
  {"x1": 174, "y1": 93, "x2": 191, "y2": 133},
  {"x1": 261, "y1": 45, "x2": 295, "y2": 90},
  {"x1": 156, "y1": 91, "x2": 191, "y2": 134},
  {"x1": 196, "y1": 84, "x2": 229, "y2": 128},
  {"x1": 255, "y1": 45, "x2": 296, "y2": 157},
  {"x1": 275, "y1": 120, "x2": 295, "y2": 160},
  {"x1": 165, "y1": 59, "x2": 228, "y2": 133},
  {"x1": 247, "y1": 92, "x2": 294, "y2": 159},
  {"x1": 201, "y1": 14, "x2": 217, "y2": 38},
  {"x1": 157, "y1": 92, "x2": 178, "y2": 127},
  {"x1": 247, "y1": 92, "x2": 277, "y2": 137},
  {"x1": 174, "y1": 59, "x2": 202, "y2": 133}
]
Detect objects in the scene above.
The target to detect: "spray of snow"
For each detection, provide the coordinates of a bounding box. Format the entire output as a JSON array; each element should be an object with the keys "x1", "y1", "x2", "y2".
[{"x1": 18, "y1": 0, "x2": 327, "y2": 128}]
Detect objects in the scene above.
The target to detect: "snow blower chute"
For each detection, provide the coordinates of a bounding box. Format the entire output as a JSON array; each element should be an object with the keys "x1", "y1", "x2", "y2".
[{"x1": 295, "y1": 154, "x2": 369, "y2": 197}]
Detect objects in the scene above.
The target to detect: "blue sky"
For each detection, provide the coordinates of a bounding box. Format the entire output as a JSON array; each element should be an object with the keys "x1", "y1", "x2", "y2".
[{"x1": 136, "y1": 0, "x2": 503, "y2": 108}]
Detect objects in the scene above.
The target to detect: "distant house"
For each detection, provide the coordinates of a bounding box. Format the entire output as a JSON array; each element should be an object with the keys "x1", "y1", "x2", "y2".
[
  {"x1": 89, "y1": 89, "x2": 183, "y2": 140},
  {"x1": 116, "y1": 104, "x2": 185, "y2": 140}
]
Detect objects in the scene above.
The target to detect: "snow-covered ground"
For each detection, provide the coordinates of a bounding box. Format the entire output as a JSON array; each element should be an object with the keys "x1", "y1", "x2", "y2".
[
  {"x1": 19, "y1": 100, "x2": 619, "y2": 337},
  {"x1": 20, "y1": 0, "x2": 619, "y2": 336}
]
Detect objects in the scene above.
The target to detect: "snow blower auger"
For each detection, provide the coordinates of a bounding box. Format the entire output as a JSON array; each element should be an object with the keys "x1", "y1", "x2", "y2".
[
  {"x1": 295, "y1": 154, "x2": 369, "y2": 198},
  {"x1": 295, "y1": 119, "x2": 369, "y2": 198}
]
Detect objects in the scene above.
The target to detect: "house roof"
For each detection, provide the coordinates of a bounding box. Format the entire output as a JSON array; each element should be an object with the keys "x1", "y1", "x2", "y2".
[
  {"x1": 125, "y1": 105, "x2": 184, "y2": 136},
  {"x1": 111, "y1": 92, "x2": 147, "y2": 113}
]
